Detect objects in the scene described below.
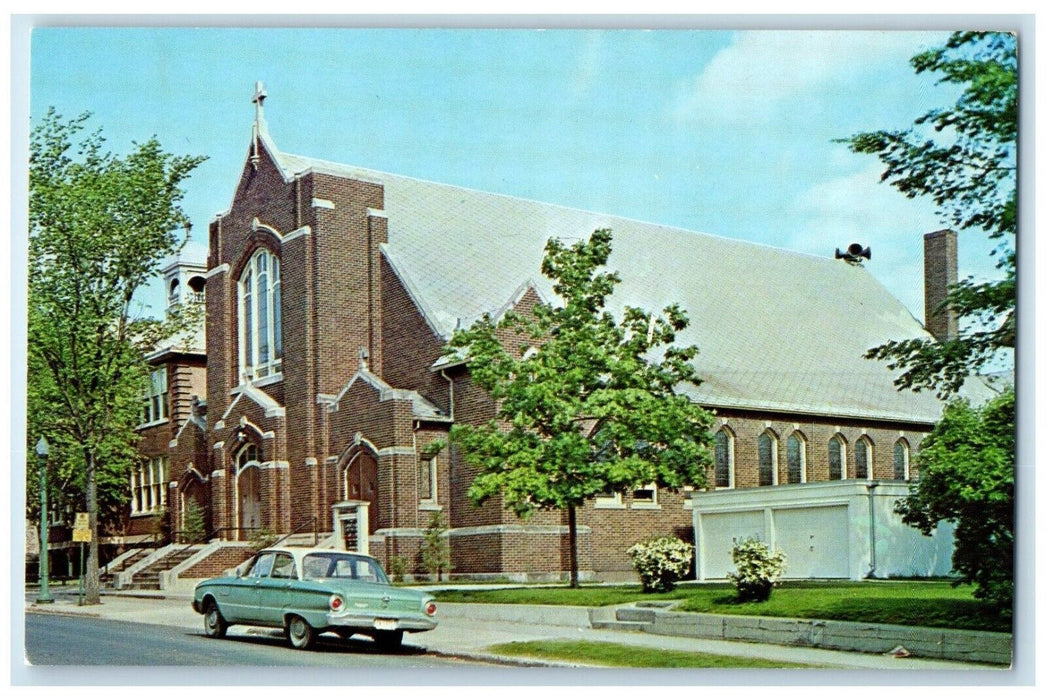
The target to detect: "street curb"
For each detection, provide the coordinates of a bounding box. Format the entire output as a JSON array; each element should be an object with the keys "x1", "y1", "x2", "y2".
[
  {"x1": 25, "y1": 605, "x2": 103, "y2": 619},
  {"x1": 426, "y1": 649, "x2": 587, "y2": 668}
]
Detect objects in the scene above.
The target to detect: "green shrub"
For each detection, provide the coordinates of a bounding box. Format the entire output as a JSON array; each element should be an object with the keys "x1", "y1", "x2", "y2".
[
  {"x1": 728, "y1": 538, "x2": 786, "y2": 602},
  {"x1": 249, "y1": 527, "x2": 279, "y2": 553},
  {"x1": 627, "y1": 536, "x2": 694, "y2": 592},
  {"x1": 388, "y1": 555, "x2": 408, "y2": 582},
  {"x1": 181, "y1": 501, "x2": 206, "y2": 543}
]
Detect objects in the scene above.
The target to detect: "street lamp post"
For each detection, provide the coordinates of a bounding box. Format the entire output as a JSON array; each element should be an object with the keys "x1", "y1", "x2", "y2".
[{"x1": 35, "y1": 437, "x2": 54, "y2": 604}]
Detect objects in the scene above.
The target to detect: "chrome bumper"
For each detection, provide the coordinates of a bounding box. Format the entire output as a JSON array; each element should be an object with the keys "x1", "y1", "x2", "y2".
[{"x1": 326, "y1": 610, "x2": 438, "y2": 632}]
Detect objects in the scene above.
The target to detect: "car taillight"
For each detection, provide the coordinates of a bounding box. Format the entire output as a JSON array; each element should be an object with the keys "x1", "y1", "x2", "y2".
[
  {"x1": 329, "y1": 595, "x2": 344, "y2": 612},
  {"x1": 425, "y1": 601, "x2": 437, "y2": 616}
]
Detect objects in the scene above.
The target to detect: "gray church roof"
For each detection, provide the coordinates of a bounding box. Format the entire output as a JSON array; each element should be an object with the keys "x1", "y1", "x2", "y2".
[{"x1": 270, "y1": 139, "x2": 993, "y2": 425}]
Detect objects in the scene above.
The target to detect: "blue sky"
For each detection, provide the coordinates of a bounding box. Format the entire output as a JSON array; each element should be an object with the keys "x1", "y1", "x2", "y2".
[{"x1": 27, "y1": 26, "x2": 1005, "y2": 322}]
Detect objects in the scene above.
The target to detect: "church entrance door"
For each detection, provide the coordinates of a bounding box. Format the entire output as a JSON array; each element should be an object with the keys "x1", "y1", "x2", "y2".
[
  {"x1": 239, "y1": 467, "x2": 262, "y2": 537},
  {"x1": 347, "y1": 453, "x2": 378, "y2": 535}
]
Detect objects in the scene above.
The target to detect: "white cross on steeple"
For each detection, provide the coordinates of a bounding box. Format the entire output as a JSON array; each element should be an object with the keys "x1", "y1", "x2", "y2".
[
  {"x1": 250, "y1": 81, "x2": 268, "y2": 170},
  {"x1": 252, "y1": 81, "x2": 267, "y2": 123}
]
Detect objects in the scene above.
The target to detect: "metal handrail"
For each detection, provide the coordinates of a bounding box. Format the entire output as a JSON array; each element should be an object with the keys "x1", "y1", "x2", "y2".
[
  {"x1": 270, "y1": 517, "x2": 319, "y2": 548},
  {"x1": 102, "y1": 532, "x2": 163, "y2": 577}
]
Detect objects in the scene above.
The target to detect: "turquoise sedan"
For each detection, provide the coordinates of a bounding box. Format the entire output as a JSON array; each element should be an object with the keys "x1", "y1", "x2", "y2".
[{"x1": 191, "y1": 547, "x2": 437, "y2": 651}]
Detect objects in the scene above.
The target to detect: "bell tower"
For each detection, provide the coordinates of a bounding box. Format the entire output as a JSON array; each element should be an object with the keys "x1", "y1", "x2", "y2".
[{"x1": 162, "y1": 241, "x2": 209, "y2": 314}]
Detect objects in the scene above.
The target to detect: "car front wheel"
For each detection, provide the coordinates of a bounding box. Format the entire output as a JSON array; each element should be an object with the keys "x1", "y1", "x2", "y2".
[
  {"x1": 203, "y1": 601, "x2": 227, "y2": 639},
  {"x1": 286, "y1": 615, "x2": 315, "y2": 650}
]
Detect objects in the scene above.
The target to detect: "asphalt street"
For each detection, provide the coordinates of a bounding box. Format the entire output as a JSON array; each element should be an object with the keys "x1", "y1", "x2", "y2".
[
  {"x1": 17, "y1": 586, "x2": 1007, "y2": 684},
  {"x1": 26, "y1": 612, "x2": 477, "y2": 667}
]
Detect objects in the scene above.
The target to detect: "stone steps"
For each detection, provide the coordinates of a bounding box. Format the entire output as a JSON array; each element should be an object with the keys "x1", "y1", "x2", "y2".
[{"x1": 127, "y1": 546, "x2": 201, "y2": 590}]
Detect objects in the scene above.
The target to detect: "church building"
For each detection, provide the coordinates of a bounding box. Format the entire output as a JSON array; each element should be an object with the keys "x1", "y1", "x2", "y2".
[{"x1": 121, "y1": 85, "x2": 995, "y2": 584}]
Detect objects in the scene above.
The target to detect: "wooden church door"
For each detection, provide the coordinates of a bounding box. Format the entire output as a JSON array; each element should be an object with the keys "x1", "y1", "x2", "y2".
[
  {"x1": 348, "y1": 453, "x2": 379, "y2": 534},
  {"x1": 239, "y1": 467, "x2": 262, "y2": 534}
]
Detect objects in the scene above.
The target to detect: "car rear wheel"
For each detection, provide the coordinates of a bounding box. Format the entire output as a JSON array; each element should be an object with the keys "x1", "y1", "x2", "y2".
[
  {"x1": 286, "y1": 615, "x2": 315, "y2": 650},
  {"x1": 203, "y1": 601, "x2": 227, "y2": 639},
  {"x1": 373, "y1": 630, "x2": 403, "y2": 651}
]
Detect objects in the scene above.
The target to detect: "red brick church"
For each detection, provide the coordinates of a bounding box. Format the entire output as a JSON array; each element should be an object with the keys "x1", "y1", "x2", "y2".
[{"x1": 120, "y1": 85, "x2": 994, "y2": 585}]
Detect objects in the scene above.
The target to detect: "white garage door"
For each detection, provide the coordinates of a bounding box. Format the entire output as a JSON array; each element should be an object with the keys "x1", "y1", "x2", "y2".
[
  {"x1": 699, "y1": 510, "x2": 765, "y2": 580},
  {"x1": 773, "y1": 505, "x2": 849, "y2": 578}
]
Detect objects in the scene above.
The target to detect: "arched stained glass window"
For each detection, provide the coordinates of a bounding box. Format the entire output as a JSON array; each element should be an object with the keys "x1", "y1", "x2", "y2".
[
  {"x1": 758, "y1": 431, "x2": 777, "y2": 486},
  {"x1": 828, "y1": 435, "x2": 845, "y2": 480},
  {"x1": 855, "y1": 437, "x2": 873, "y2": 480},
  {"x1": 893, "y1": 439, "x2": 910, "y2": 480},
  {"x1": 239, "y1": 248, "x2": 283, "y2": 381},
  {"x1": 787, "y1": 433, "x2": 805, "y2": 484},
  {"x1": 714, "y1": 429, "x2": 734, "y2": 489}
]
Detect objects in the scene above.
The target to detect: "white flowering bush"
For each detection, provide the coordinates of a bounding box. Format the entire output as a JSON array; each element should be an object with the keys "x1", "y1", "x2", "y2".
[
  {"x1": 727, "y1": 537, "x2": 786, "y2": 602},
  {"x1": 627, "y1": 536, "x2": 694, "y2": 592}
]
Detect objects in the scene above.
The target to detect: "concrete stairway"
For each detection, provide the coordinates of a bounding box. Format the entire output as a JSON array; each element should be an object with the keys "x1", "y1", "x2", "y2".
[
  {"x1": 128, "y1": 546, "x2": 202, "y2": 590},
  {"x1": 100, "y1": 548, "x2": 154, "y2": 588}
]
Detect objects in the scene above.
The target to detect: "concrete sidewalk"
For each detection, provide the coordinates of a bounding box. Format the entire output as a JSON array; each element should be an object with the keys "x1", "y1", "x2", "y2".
[{"x1": 24, "y1": 588, "x2": 1002, "y2": 671}]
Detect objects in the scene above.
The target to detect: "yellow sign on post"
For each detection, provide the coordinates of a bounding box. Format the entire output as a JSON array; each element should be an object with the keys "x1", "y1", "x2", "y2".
[{"x1": 73, "y1": 512, "x2": 91, "y2": 542}]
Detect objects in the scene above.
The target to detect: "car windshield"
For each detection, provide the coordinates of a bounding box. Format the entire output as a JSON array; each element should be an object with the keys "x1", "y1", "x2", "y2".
[{"x1": 301, "y1": 553, "x2": 389, "y2": 584}]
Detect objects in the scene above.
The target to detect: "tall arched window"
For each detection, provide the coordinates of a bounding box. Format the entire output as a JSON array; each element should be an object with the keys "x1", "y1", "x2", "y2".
[
  {"x1": 855, "y1": 436, "x2": 873, "y2": 480},
  {"x1": 239, "y1": 248, "x2": 282, "y2": 381},
  {"x1": 828, "y1": 435, "x2": 846, "y2": 480},
  {"x1": 758, "y1": 430, "x2": 778, "y2": 486},
  {"x1": 893, "y1": 439, "x2": 910, "y2": 480},
  {"x1": 714, "y1": 428, "x2": 734, "y2": 489},
  {"x1": 786, "y1": 433, "x2": 806, "y2": 484}
]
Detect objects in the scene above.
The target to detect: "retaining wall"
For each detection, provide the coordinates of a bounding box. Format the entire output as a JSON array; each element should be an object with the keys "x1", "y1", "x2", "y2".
[{"x1": 614, "y1": 607, "x2": 1011, "y2": 666}]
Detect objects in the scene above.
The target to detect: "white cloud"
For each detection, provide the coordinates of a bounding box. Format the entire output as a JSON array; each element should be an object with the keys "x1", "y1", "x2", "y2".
[
  {"x1": 779, "y1": 157, "x2": 1007, "y2": 322},
  {"x1": 783, "y1": 159, "x2": 944, "y2": 319},
  {"x1": 572, "y1": 32, "x2": 605, "y2": 97},
  {"x1": 672, "y1": 30, "x2": 944, "y2": 126}
]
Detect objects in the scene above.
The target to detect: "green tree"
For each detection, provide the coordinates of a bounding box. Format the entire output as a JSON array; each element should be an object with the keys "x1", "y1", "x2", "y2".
[
  {"x1": 420, "y1": 512, "x2": 452, "y2": 581},
  {"x1": 842, "y1": 31, "x2": 1016, "y2": 398},
  {"x1": 446, "y1": 229, "x2": 714, "y2": 587},
  {"x1": 28, "y1": 108, "x2": 206, "y2": 604},
  {"x1": 896, "y1": 388, "x2": 1014, "y2": 611}
]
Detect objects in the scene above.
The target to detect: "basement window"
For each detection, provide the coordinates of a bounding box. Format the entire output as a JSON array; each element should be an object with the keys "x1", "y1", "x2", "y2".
[{"x1": 631, "y1": 483, "x2": 659, "y2": 508}]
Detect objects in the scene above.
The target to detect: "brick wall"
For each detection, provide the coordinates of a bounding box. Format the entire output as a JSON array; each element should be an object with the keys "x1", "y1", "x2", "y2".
[
  {"x1": 179, "y1": 545, "x2": 255, "y2": 579},
  {"x1": 380, "y1": 253, "x2": 449, "y2": 412}
]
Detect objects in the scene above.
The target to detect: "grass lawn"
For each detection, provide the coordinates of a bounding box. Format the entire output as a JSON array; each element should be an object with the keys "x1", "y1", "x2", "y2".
[
  {"x1": 486, "y1": 639, "x2": 821, "y2": 668},
  {"x1": 435, "y1": 580, "x2": 1011, "y2": 633}
]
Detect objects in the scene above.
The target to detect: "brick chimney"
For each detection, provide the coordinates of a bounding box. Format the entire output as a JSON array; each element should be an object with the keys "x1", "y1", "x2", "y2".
[{"x1": 924, "y1": 229, "x2": 958, "y2": 341}]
